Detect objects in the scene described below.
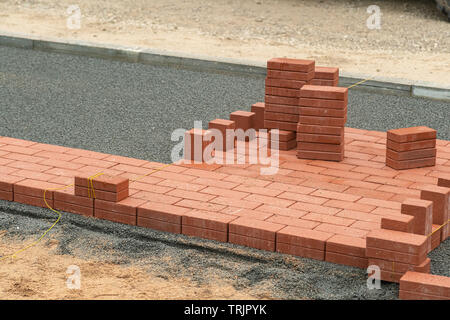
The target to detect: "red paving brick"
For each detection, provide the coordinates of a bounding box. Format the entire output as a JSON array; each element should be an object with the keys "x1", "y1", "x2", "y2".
[{"x1": 1, "y1": 130, "x2": 449, "y2": 284}]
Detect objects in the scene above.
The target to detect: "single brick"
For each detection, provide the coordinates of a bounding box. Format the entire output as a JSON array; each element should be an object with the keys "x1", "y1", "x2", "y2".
[
  {"x1": 277, "y1": 242, "x2": 325, "y2": 260},
  {"x1": 386, "y1": 148, "x2": 436, "y2": 161},
  {"x1": 0, "y1": 173, "x2": 25, "y2": 192},
  {"x1": 368, "y1": 257, "x2": 430, "y2": 274},
  {"x1": 297, "y1": 142, "x2": 344, "y2": 153},
  {"x1": 229, "y1": 233, "x2": 275, "y2": 251},
  {"x1": 267, "y1": 58, "x2": 315, "y2": 73},
  {"x1": 265, "y1": 86, "x2": 300, "y2": 98},
  {"x1": 297, "y1": 124, "x2": 344, "y2": 136},
  {"x1": 229, "y1": 217, "x2": 285, "y2": 241},
  {"x1": 96, "y1": 197, "x2": 146, "y2": 216},
  {"x1": 300, "y1": 85, "x2": 348, "y2": 101},
  {"x1": 266, "y1": 70, "x2": 315, "y2": 81},
  {"x1": 270, "y1": 130, "x2": 296, "y2": 142},
  {"x1": 137, "y1": 216, "x2": 181, "y2": 234},
  {"x1": 54, "y1": 187, "x2": 94, "y2": 207},
  {"x1": 183, "y1": 224, "x2": 228, "y2": 242},
  {"x1": 421, "y1": 185, "x2": 449, "y2": 240},
  {"x1": 314, "y1": 66, "x2": 339, "y2": 80},
  {"x1": 386, "y1": 157, "x2": 436, "y2": 170},
  {"x1": 250, "y1": 102, "x2": 265, "y2": 130},
  {"x1": 298, "y1": 115, "x2": 347, "y2": 127},
  {"x1": 401, "y1": 198, "x2": 433, "y2": 236},
  {"x1": 297, "y1": 150, "x2": 344, "y2": 162},
  {"x1": 325, "y1": 251, "x2": 368, "y2": 269},
  {"x1": 265, "y1": 103, "x2": 298, "y2": 115},
  {"x1": 365, "y1": 246, "x2": 427, "y2": 265},
  {"x1": 277, "y1": 226, "x2": 333, "y2": 250},
  {"x1": 437, "y1": 177, "x2": 450, "y2": 188},
  {"x1": 138, "y1": 201, "x2": 191, "y2": 224},
  {"x1": 14, "y1": 193, "x2": 53, "y2": 209},
  {"x1": 265, "y1": 78, "x2": 307, "y2": 89},
  {"x1": 264, "y1": 120, "x2": 297, "y2": 131},
  {"x1": 184, "y1": 128, "x2": 213, "y2": 163},
  {"x1": 297, "y1": 133, "x2": 343, "y2": 145},
  {"x1": 299, "y1": 106, "x2": 347, "y2": 118},
  {"x1": 0, "y1": 190, "x2": 13, "y2": 201},
  {"x1": 264, "y1": 95, "x2": 298, "y2": 106},
  {"x1": 299, "y1": 97, "x2": 347, "y2": 109},
  {"x1": 381, "y1": 215, "x2": 415, "y2": 233},
  {"x1": 95, "y1": 208, "x2": 136, "y2": 225},
  {"x1": 75, "y1": 185, "x2": 128, "y2": 202},
  {"x1": 366, "y1": 229, "x2": 428, "y2": 255},
  {"x1": 230, "y1": 111, "x2": 256, "y2": 131},
  {"x1": 386, "y1": 139, "x2": 436, "y2": 152},
  {"x1": 325, "y1": 235, "x2": 367, "y2": 257},
  {"x1": 264, "y1": 111, "x2": 298, "y2": 123},
  {"x1": 54, "y1": 200, "x2": 94, "y2": 217},
  {"x1": 183, "y1": 210, "x2": 237, "y2": 232},
  {"x1": 387, "y1": 126, "x2": 437, "y2": 143},
  {"x1": 309, "y1": 79, "x2": 338, "y2": 86}
]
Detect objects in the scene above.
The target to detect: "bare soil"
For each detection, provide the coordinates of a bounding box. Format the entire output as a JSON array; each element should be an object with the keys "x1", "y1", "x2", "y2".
[{"x1": 0, "y1": 0, "x2": 449, "y2": 84}]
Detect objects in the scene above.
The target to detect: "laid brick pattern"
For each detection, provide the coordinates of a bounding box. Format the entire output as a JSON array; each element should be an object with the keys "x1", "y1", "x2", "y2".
[
  {"x1": 0, "y1": 128, "x2": 449, "y2": 288},
  {"x1": 297, "y1": 85, "x2": 348, "y2": 162},
  {"x1": 399, "y1": 271, "x2": 450, "y2": 300},
  {"x1": 310, "y1": 66, "x2": 339, "y2": 87},
  {"x1": 265, "y1": 58, "x2": 315, "y2": 133},
  {"x1": 386, "y1": 126, "x2": 437, "y2": 170}
]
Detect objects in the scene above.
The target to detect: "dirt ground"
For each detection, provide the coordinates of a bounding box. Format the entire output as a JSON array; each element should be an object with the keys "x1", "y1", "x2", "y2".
[
  {"x1": 0, "y1": 234, "x2": 256, "y2": 299},
  {"x1": 0, "y1": 0, "x2": 449, "y2": 85}
]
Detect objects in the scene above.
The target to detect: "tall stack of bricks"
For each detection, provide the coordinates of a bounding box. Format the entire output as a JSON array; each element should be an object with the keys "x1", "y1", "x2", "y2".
[
  {"x1": 400, "y1": 271, "x2": 450, "y2": 300},
  {"x1": 310, "y1": 67, "x2": 339, "y2": 86},
  {"x1": 386, "y1": 126, "x2": 437, "y2": 170},
  {"x1": 297, "y1": 85, "x2": 348, "y2": 161},
  {"x1": 366, "y1": 229, "x2": 430, "y2": 283},
  {"x1": 264, "y1": 58, "x2": 315, "y2": 142}
]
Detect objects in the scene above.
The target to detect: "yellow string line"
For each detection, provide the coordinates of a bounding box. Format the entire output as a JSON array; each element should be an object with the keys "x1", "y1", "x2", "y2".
[
  {"x1": 347, "y1": 76, "x2": 375, "y2": 89},
  {"x1": 87, "y1": 172, "x2": 104, "y2": 199},
  {"x1": 0, "y1": 162, "x2": 175, "y2": 261}
]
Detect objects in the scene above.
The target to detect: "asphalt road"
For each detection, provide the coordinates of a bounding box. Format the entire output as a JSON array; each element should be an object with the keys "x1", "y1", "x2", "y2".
[{"x1": 0, "y1": 45, "x2": 448, "y2": 300}]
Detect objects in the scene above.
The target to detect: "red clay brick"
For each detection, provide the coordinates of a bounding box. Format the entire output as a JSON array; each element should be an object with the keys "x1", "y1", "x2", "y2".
[
  {"x1": 244, "y1": 193, "x2": 294, "y2": 208},
  {"x1": 54, "y1": 200, "x2": 94, "y2": 216},
  {"x1": 387, "y1": 126, "x2": 437, "y2": 143},
  {"x1": 357, "y1": 197, "x2": 402, "y2": 210},
  {"x1": 0, "y1": 173, "x2": 25, "y2": 191},
  {"x1": 0, "y1": 189, "x2": 13, "y2": 201},
  {"x1": 326, "y1": 234, "x2": 366, "y2": 257},
  {"x1": 138, "y1": 201, "x2": 191, "y2": 223},
  {"x1": 297, "y1": 124, "x2": 344, "y2": 136},
  {"x1": 229, "y1": 216, "x2": 285, "y2": 241},
  {"x1": 264, "y1": 95, "x2": 298, "y2": 106},
  {"x1": 400, "y1": 271, "x2": 450, "y2": 298},
  {"x1": 264, "y1": 111, "x2": 298, "y2": 122},
  {"x1": 267, "y1": 58, "x2": 315, "y2": 73},
  {"x1": 399, "y1": 290, "x2": 447, "y2": 300},
  {"x1": 183, "y1": 224, "x2": 228, "y2": 242},
  {"x1": 314, "y1": 223, "x2": 368, "y2": 238},
  {"x1": 297, "y1": 150, "x2": 344, "y2": 162},
  {"x1": 96, "y1": 198, "x2": 146, "y2": 216},
  {"x1": 381, "y1": 215, "x2": 415, "y2": 233},
  {"x1": 137, "y1": 216, "x2": 181, "y2": 233},
  {"x1": 277, "y1": 225, "x2": 333, "y2": 250},
  {"x1": 95, "y1": 208, "x2": 136, "y2": 225},
  {"x1": 401, "y1": 198, "x2": 433, "y2": 236},
  {"x1": 0, "y1": 145, "x2": 41, "y2": 155},
  {"x1": 299, "y1": 106, "x2": 347, "y2": 118},
  {"x1": 296, "y1": 133, "x2": 343, "y2": 145},
  {"x1": 365, "y1": 246, "x2": 427, "y2": 265},
  {"x1": 314, "y1": 66, "x2": 339, "y2": 80},
  {"x1": 266, "y1": 70, "x2": 314, "y2": 81},
  {"x1": 421, "y1": 185, "x2": 449, "y2": 240},
  {"x1": 264, "y1": 103, "x2": 299, "y2": 115},
  {"x1": 297, "y1": 142, "x2": 344, "y2": 153},
  {"x1": 14, "y1": 179, "x2": 63, "y2": 199},
  {"x1": 300, "y1": 85, "x2": 348, "y2": 100},
  {"x1": 183, "y1": 210, "x2": 237, "y2": 232},
  {"x1": 251, "y1": 102, "x2": 265, "y2": 130},
  {"x1": 387, "y1": 139, "x2": 436, "y2": 152},
  {"x1": 229, "y1": 233, "x2": 275, "y2": 251},
  {"x1": 14, "y1": 193, "x2": 53, "y2": 208},
  {"x1": 386, "y1": 148, "x2": 436, "y2": 161},
  {"x1": 53, "y1": 187, "x2": 93, "y2": 207},
  {"x1": 311, "y1": 189, "x2": 361, "y2": 202},
  {"x1": 276, "y1": 242, "x2": 325, "y2": 260},
  {"x1": 7, "y1": 161, "x2": 53, "y2": 172},
  {"x1": 437, "y1": 177, "x2": 450, "y2": 188},
  {"x1": 255, "y1": 204, "x2": 308, "y2": 219},
  {"x1": 366, "y1": 229, "x2": 428, "y2": 254},
  {"x1": 303, "y1": 212, "x2": 355, "y2": 227},
  {"x1": 325, "y1": 200, "x2": 375, "y2": 213},
  {"x1": 368, "y1": 257, "x2": 430, "y2": 274},
  {"x1": 75, "y1": 186, "x2": 128, "y2": 202},
  {"x1": 310, "y1": 79, "x2": 338, "y2": 86},
  {"x1": 325, "y1": 251, "x2": 368, "y2": 268},
  {"x1": 265, "y1": 86, "x2": 300, "y2": 98},
  {"x1": 264, "y1": 120, "x2": 297, "y2": 131},
  {"x1": 386, "y1": 157, "x2": 436, "y2": 170},
  {"x1": 299, "y1": 97, "x2": 347, "y2": 110},
  {"x1": 298, "y1": 116, "x2": 346, "y2": 127}
]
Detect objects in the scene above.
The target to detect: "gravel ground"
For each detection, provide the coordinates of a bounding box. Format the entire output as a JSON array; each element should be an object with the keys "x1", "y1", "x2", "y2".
[{"x1": 0, "y1": 46, "x2": 448, "y2": 299}]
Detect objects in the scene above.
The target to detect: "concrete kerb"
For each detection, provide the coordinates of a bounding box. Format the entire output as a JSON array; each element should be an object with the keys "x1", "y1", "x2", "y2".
[{"x1": 1, "y1": 31, "x2": 449, "y2": 101}]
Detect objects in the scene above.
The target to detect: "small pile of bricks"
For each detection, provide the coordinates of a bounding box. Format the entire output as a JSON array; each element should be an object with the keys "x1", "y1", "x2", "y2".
[
  {"x1": 400, "y1": 271, "x2": 450, "y2": 300},
  {"x1": 297, "y1": 85, "x2": 348, "y2": 161},
  {"x1": 310, "y1": 67, "x2": 339, "y2": 86},
  {"x1": 264, "y1": 58, "x2": 315, "y2": 133},
  {"x1": 366, "y1": 229, "x2": 430, "y2": 283},
  {"x1": 386, "y1": 126, "x2": 437, "y2": 170}
]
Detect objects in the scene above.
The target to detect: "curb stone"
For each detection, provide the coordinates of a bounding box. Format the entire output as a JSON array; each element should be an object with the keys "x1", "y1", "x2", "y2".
[{"x1": 0, "y1": 31, "x2": 449, "y2": 101}]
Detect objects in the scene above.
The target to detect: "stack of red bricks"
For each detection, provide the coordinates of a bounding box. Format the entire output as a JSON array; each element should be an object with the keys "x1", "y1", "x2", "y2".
[
  {"x1": 264, "y1": 58, "x2": 315, "y2": 149},
  {"x1": 310, "y1": 67, "x2": 339, "y2": 86},
  {"x1": 71, "y1": 174, "x2": 132, "y2": 223},
  {"x1": 366, "y1": 229, "x2": 430, "y2": 283},
  {"x1": 297, "y1": 85, "x2": 348, "y2": 161},
  {"x1": 400, "y1": 271, "x2": 450, "y2": 300},
  {"x1": 386, "y1": 126, "x2": 437, "y2": 170}
]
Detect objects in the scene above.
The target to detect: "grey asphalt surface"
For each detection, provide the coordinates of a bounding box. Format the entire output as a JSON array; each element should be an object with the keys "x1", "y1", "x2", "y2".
[{"x1": 0, "y1": 45, "x2": 449, "y2": 300}]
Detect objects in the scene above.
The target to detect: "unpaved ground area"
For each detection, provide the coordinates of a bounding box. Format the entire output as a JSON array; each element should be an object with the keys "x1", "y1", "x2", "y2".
[{"x1": 0, "y1": 0, "x2": 449, "y2": 85}]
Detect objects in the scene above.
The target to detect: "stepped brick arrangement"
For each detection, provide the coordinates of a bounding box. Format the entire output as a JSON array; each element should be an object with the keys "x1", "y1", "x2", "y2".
[
  {"x1": 184, "y1": 128, "x2": 213, "y2": 163},
  {"x1": 251, "y1": 102, "x2": 265, "y2": 131},
  {"x1": 386, "y1": 126, "x2": 437, "y2": 170},
  {"x1": 297, "y1": 85, "x2": 348, "y2": 161},
  {"x1": 400, "y1": 271, "x2": 450, "y2": 300},
  {"x1": 310, "y1": 67, "x2": 339, "y2": 87},
  {"x1": 264, "y1": 58, "x2": 315, "y2": 133},
  {"x1": 366, "y1": 229, "x2": 429, "y2": 283},
  {"x1": 208, "y1": 119, "x2": 236, "y2": 151}
]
